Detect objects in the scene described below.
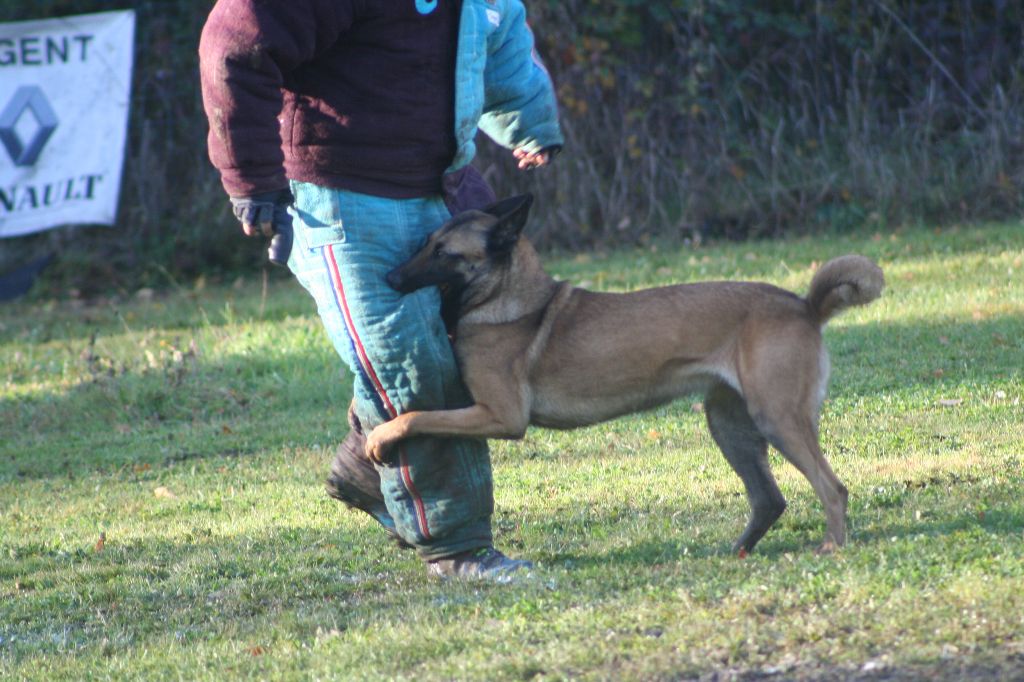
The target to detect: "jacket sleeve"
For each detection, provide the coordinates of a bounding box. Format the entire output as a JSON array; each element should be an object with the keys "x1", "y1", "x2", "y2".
[
  {"x1": 478, "y1": 0, "x2": 564, "y2": 154},
  {"x1": 198, "y1": 0, "x2": 352, "y2": 198}
]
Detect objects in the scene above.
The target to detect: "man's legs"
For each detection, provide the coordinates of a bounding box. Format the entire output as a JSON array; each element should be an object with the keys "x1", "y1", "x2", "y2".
[{"x1": 287, "y1": 182, "x2": 497, "y2": 560}]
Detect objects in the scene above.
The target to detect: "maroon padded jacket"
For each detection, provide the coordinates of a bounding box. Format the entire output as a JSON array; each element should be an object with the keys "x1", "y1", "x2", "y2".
[{"x1": 199, "y1": 0, "x2": 462, "y2": 199}]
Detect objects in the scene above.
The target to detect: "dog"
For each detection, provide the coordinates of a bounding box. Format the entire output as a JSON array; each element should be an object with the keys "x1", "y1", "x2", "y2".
[{"x1": 365, "y1": 195, "x2": 884, "y2": 554}]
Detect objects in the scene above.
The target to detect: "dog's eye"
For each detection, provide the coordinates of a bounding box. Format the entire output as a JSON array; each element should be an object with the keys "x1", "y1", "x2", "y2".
[{"x1": 433, "y1": 244, "x2": 462, "y2": 261}]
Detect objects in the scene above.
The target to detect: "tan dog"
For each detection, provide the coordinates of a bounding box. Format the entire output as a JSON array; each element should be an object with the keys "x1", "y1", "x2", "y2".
[{"x1": 366, "y1": 195, "x2": 884, "y2": 554}]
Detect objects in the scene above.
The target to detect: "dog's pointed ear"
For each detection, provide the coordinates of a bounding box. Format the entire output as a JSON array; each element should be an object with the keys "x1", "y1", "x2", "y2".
[{"x1": 484, "y1": 194, "x2": 533, "y2": 256}]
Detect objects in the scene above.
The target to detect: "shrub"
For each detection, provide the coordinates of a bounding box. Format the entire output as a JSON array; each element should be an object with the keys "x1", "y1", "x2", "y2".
[
  {"x1": 1, "y1": 1, "x2": 1021, "y2": 291},
  {"x1": 482, "y1": 0, "x2": 1024, "y2": 247}
]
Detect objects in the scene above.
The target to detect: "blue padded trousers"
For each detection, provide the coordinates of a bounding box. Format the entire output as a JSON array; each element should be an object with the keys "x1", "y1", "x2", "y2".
[{"x1": 286, "y1": 180, "x2": 495, "y2": 560}]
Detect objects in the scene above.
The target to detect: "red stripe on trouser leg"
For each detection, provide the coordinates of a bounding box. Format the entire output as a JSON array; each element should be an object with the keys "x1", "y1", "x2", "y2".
[
  {"x1": 323, "y1": 248, "x2": 397, "y2": 418},
  {"x1": 398, "y1": 447, "x2": 431, "y2": 541},
  {"x1": 322, "y1": 247, "x2": 433, "y2": 541}
]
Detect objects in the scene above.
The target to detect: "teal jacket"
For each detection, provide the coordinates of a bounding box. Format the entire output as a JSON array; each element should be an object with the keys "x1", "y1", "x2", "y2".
[{"x1": 453, "y1": 0, "x2": 564, "y2": 171}]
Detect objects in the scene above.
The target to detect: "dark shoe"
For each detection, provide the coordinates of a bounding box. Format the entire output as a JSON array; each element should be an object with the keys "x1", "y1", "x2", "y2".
[
  {"x1": 326, "y1": 428, "x2": 414, "y2": 551},
  {"x1": 325, "y1": 430, "x2": 384, "y2": 511},
  {"x1": 427, "y1": 547, "x2": 533, "y2": 581}
]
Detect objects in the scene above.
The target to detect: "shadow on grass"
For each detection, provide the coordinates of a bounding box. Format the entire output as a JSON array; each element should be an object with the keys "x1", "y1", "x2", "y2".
[
  {"x1": 855, "y1": 504, "x2": 1024, "y2": 545},
  {"x1": 1, "y1": 311, "x2": 1018, "y2": 484},
  {"x1": 0, "y1": 273, "x2": 308, "y2": 344},
  {"x1": 525, "y1": 480, "x2": 1024, "y2": 572},
  {"x1": 0, "y1": 341, "x2": 351, "y2": 482},
  {"x1": 0, "y1": 518, "x2": 424, "y2": 662},
  {"x1": 533, "y1": 513, "x2": 1024, "y2": 574},
  {"x1": 4, "y1": 480, "x2": 1023, "y2": 673},
  {"x1": 824, "y1": 313, "x2": 1021, "y2": 399}
]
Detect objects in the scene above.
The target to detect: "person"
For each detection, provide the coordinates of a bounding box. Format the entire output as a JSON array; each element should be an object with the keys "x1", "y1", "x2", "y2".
[{"x1": 199, "y1": 0, "x2": 563, "y2": 579}]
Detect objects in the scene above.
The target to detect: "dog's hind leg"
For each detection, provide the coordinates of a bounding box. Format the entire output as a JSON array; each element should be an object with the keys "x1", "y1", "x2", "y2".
[
  {"x1": 705, "y1": 383, "x2": 787, "y2": 554},
  {"x1": 750, "y1": 406, "x2": 848, "y2": 552},
  {"x1": 738, "y1": 324, "x2": 848, "y2": 552}
]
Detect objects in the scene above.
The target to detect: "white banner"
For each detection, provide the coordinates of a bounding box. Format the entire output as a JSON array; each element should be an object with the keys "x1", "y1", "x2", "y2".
[{"x1": 0, "y1": 10, "x2": 135, "y2": 238}]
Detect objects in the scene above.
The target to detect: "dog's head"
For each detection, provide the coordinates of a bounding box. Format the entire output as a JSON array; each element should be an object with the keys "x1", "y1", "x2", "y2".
[{"x1": 386, "y1": 194, "x2": 533, "y2": 296}]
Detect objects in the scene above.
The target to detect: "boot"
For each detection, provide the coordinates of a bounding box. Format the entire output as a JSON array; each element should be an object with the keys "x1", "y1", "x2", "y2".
[
  {"x1": 427, "y1": 547, "x2": 533, "y2": 581},
  {"x1": 325, "y1": 405, "x2": 413, "y2": 550}
]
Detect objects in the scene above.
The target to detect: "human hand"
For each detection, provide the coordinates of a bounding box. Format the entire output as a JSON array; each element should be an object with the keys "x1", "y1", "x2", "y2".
[
  {"x1": 230, "y1": 190, "x2": 291, "y2": 236},
  {"x1": 513, "y1": 145, "x2": 560, "y2": 171},
  {"x1": 230, "y1": 190, "x2": 294, "y2": 266}
]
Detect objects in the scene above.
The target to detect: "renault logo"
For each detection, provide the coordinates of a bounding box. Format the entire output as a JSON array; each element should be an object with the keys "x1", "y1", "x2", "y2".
[{"x1": 0, "y1": 86, "x2": 58, "y2": 167}]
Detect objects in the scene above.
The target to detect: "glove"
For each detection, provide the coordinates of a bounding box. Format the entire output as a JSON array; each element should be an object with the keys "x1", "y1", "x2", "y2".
[{"x1": 230, "y1": 190, "x2": 294, "y2": 266}]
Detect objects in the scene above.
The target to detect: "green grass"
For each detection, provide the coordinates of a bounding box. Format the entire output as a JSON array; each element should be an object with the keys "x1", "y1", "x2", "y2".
[{"x1": 2, "y1": 222, "x2": 1022, "y2": 680}]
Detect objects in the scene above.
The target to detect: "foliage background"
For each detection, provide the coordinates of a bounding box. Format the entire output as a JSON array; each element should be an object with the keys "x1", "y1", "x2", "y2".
[{"x1": 1, "y1": 0, "x2": 1022, "y2": 291}]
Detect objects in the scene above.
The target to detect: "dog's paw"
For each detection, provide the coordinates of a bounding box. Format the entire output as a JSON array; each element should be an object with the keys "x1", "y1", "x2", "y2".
[
  {"x1": 815, "y1": 540, "x2": 839, "y2": 556},
  {"x1": 365, "y1": 421, "x2": 405, "y2": 464},
  {"x1": 364, "y1": 429, "x2": 391, "y2": 464}
]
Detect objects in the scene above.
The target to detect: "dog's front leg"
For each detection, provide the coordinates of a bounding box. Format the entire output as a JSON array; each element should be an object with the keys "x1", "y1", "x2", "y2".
[{"x1": 365, "y1": 404, "x2": 527, "y2": 464}]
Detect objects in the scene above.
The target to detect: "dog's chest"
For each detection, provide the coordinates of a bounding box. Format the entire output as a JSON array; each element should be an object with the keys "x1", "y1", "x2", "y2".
[{"x1": 454, "y1": 319, "x2": 538, "y2": 376}]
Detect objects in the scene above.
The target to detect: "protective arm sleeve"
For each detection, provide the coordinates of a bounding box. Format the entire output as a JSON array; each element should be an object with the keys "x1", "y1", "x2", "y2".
[{"x1": 478, "y1": 0, "x2": 564, "y2": 154}]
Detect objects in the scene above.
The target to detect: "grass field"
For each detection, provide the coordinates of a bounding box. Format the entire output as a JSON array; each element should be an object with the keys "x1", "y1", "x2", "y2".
[{"x1": 2, "y1": 222, "x2": 1022, "y2": 680}]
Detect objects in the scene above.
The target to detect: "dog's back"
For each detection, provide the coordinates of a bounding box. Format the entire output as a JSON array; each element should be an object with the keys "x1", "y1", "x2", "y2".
[{"x1": 525, "y1": 257, "x2": 882, "y2": 429}]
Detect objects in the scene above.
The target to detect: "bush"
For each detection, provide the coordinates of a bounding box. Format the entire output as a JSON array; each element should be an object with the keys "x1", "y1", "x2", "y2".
[
  {"x1": 1, "y1": 1, "x2": 1022, "y2": 292},
  {"x1": 482, "y1": 0, "x2": 1024, "y2": 247}
]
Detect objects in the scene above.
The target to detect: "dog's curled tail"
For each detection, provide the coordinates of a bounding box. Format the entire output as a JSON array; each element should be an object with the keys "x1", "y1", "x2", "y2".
[{"x1": 806, "y1": 254, "x2": 885, "y2": 325}]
